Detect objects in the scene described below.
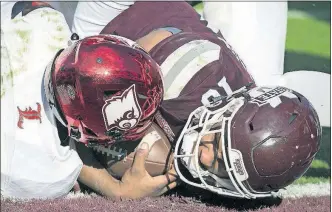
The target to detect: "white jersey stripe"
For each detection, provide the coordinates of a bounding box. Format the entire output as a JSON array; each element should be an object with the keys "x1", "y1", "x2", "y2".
[
  {"x1": 163, "y1": 40, "x2": 220, "y2": 90},
  {"x1": 161, "y1": 40, "x2": 221, "y2": 100},
  {"x1": 164, "y1": 49, "x2": 220, "y2": 100},
  {"x1": 160, "y1": 40, "x2": 215, "y2": 77}
]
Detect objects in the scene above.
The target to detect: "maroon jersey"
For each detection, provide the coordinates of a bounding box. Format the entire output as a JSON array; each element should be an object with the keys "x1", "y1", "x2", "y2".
[{"x1": 101, "y1": 2, "x2": 255, "y2": 140}]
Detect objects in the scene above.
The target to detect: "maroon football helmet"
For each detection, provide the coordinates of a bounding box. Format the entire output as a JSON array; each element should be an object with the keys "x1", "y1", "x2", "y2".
[
  {"x1": 43, "y1": 34, "x2": 164, "y2": 146},
  {"x1": 173, "y1": 85, "x2": 321, "y2": 198}
]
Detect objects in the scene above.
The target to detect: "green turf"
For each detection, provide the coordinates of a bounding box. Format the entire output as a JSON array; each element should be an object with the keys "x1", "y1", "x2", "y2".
[
  {"x1": 295, "y1": 176, "x2": 330, "y2": 185},
  {"x1": 286, "y1": 14, "x2": 330, "y2": 59},
  {"x1": 310, "y1": 159, "x2": 330, "y2": 169},
  {"x1": 193, "y1": 2, "x2": 203, "y2": 13}
]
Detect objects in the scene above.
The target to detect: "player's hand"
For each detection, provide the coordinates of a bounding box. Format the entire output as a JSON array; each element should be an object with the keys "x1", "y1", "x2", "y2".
[
  {"x1": 118, "y1": 142, "x2": 178, "y2": 199},
  {"x1": 150, "y1": 166, "x2": 180, "y2": 197}
]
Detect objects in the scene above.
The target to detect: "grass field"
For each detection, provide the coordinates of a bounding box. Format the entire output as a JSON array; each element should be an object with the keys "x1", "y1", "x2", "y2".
[
  {"x1": 194, "y1": 1, "x2": 331, "y2": 189},
  {"x1": 286, "y1": 2, "x2": 330, "y2": 186}
]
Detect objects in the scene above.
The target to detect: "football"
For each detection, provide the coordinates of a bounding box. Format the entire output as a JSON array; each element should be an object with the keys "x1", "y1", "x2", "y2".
[{"x1": 92, "y1": 123, "x2": 174, "y2": 178}]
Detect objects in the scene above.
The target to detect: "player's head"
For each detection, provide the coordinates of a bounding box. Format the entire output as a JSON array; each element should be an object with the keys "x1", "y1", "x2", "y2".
[
  {"x1": 43, "y1": 34, "x2": 164, "y2": 146},
  {"x1": 173, "y1": 85, "x2": 321, "y2": 199}
]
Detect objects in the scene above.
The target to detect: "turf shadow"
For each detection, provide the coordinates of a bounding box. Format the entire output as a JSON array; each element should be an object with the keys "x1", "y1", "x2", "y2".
[
  {"x1": 284, "y1": 51, "x2": 331, "y2": 74},
  {"x1": 165, "y1": 185, "x2": 282, "y2": 211},
  {"x1": 303, "y1": 167, "x2": 331, "y2": 178},
  {"x1": 288, "y1": 2, "x2": 331, "y2": 23},
  {"x1": 302, "y1": 127, "x2": 331, "y2": 179},
  {"x1": 315, "y1": 127, "x2": 331, "y2": 166}
]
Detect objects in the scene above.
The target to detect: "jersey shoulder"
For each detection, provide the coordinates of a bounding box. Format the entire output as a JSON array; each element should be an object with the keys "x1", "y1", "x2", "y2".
[{"x1": 158, "y1": 36, "x2": 255, "y2": 136}]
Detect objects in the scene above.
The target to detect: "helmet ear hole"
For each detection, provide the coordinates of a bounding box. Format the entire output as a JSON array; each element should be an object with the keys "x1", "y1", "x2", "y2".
[
  {"x1": 297, "y1": 95, "x2": 302, "y2": 103},
  {"x1": 266, "y1": 184, "x2": 274, "y2": 190},
  {"x1": 104, "y1": 90, "x2": 120, "y2": 99},
  {"x1": 249, "y1": 122, "x2": 254, "y2": 131},
  {"x1": 288, "y1": 113, "x2": 298, "y2": 125},
  {"x1": 84, "y1": 127, "x2": 98, "y2": 137}
]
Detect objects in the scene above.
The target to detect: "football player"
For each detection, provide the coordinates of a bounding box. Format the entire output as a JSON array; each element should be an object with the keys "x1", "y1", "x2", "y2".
[
  {"x1": 1, "y1": 2, "x2": 176, "y2": 200},
  {"x1": 96, "y1": 1, "x2": 321, "y2": 198}
]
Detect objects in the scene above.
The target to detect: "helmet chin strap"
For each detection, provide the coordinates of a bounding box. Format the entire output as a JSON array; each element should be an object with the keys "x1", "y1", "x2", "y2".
[{"x1": 206, "y1": 174, "x2": 236, "y2": 191}]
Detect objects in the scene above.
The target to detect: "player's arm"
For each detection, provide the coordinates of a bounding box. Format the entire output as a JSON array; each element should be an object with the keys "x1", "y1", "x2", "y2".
[
  {"x1": 75, "y1": 142, "x2": 122, "y2": 198},
  {"x1": 136, "y1": 29, "x2": 172, "y2": 52}
]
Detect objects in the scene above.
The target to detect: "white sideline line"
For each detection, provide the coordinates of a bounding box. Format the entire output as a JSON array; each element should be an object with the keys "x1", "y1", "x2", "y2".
[
  {"x1": 287, "y1": 10, "x2": 314, "y2": 20},
  {"x1": 278, "y1": 182, "x2": 331, "y2": 199},
  {"x1": 65, "y1": 192, "x2": 98, "y2": 199}
]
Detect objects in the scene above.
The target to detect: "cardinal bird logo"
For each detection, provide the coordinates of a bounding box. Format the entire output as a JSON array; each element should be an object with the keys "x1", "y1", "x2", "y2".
[
  {"x1": 102, "y1": 84, "x2": 142, "y2": 131},
  {"x1": 17, "y1": 103, "x2": 42, "y2": 129}
]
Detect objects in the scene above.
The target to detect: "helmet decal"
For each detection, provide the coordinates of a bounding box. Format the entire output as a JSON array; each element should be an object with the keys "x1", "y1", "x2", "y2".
[
  {"x1": 102, "y1": 84, "x2": 142, "y2": 131},
  {"x1": 229, "y1": 149, "x2": 248, "y2": 182},
  {"x1": 249, "y1": 86, "x2": 297, "y2": 108}
]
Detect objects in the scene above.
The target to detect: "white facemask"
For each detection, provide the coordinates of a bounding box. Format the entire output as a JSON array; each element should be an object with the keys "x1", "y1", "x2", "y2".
[{"x1": 180, "y1": 130, "x2": 210, "y2": 178}]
